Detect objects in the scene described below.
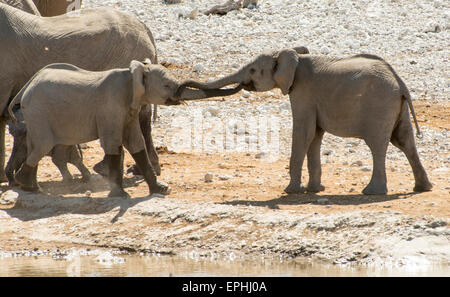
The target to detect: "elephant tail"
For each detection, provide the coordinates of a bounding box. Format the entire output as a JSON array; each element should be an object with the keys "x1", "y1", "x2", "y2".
[
  {"x1": 401, "y1": 87, "x2": 422, "y2": 138},
  {"x1": 76, "y1": 145, "x2": 84, "y2": 162},
  {"x1": 386, "y1": 60, "x2": 422, "y2": 138},
  {"x1": 7, "y1": 81, "x2": 30, "y2": 123}
]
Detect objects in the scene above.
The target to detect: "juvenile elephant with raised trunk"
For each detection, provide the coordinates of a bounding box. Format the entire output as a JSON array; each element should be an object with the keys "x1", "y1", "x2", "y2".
[
  {"x1": 8, "y1": 61, "x2": 242, "y2": 197},
  {"x1": 180, "y1": 47, "x2": 432, "y2": 195},
  {"x1": 6, "y1": 106, "x2": 91, "y2": 185},
  {"x1": 0, "y1": 4, "x2": 160, "y2": 183}
]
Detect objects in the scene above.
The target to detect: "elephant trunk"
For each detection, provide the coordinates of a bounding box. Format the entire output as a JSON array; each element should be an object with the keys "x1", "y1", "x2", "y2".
[
  {"x1": 175, "y1": 84, "x2": 243, "y2": 101},
  {"x1": 181, "y1": 69, "x2": 246, "y2": 90}
]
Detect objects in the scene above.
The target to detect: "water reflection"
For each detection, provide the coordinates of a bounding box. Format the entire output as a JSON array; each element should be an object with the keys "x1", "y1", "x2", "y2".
[{"x1": 0, "y1": 254, "x2": 448, "y2": 277}]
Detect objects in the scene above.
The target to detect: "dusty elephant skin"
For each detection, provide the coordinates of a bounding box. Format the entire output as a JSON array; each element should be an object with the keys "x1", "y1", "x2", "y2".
[
  {"x1": 183, "y1": 47, "x2": 433, "y2": 195},
  {"x1": 5, "y1": 106, "x2": 90, "y2": 186},
  {"x1": 7, "y1": 61, "x2": 241, "y2": 196},
  {"x1": 0, "y1": 3, "x2": 160, "y2": 183}
]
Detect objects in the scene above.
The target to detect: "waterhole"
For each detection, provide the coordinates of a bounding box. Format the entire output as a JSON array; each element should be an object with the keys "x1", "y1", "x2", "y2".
[{"x1": 0, "y1": 253, "x2": 448, "y2": 277}]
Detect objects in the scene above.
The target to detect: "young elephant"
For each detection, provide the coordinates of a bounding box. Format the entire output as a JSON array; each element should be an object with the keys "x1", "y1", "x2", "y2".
[
  {"x1": 6, "y1": 105, "x2": 90, "y2": 185},
  {"x1": 180, "y1": 47, "x2": 432, "y2": 195},
  {"x1": 8, "y1": 61, "x2": 242, "y2": 197}
]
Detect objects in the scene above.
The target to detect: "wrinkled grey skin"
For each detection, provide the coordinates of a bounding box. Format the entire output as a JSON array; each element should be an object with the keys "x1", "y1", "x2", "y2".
[
  {"x1": 6, "y1": 106, "x2": 90, "y2": 185},
  {"x1": 182, "y1": 47, "x2": 432, "y2": 195},
  {"x1": 7, "y1": 61, "x2": 241, "y2": 195},
  {"x1": 0, "y1": 4, "x2": 160, "y2": 182}
]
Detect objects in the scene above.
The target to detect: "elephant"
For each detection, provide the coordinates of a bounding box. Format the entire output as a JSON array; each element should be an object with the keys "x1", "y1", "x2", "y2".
[
  {"x1": 7, "y1": 61, "x2": 242, "y2": 197},
  {"x1": 32, "y1": 0, "x2": 81, "y2": 16},
  {"x1": 179, "y1": 47, "x2": 432, "y2": 195},
  {"x1": 6, "y1": 105, "x2": 91, "y2": 184},
  {"x1": 0, "y1": 3, "x2": 160, "y2": 183}
]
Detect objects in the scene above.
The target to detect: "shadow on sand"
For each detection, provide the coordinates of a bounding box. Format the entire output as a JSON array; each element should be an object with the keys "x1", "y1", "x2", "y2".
[
  {"x1": 223, "y1": 191, "x2": 420, "y2": 209},
  {"x1": 3, "y1": 174, "x2": 160, "y2": 224}
]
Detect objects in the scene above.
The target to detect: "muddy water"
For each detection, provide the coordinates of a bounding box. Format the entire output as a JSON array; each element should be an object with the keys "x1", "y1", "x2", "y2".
[{"x1": 0, "y1": 254, "x2": 448, "y2": 277}]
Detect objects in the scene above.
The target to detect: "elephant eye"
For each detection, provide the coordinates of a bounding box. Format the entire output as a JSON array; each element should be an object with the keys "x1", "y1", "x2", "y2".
[
  {"x1": 260, "y1": 69, "x2": 264, "y2": 75},
  {"x1": 249, "y1": 68, "x2": 256, "y2": 74}
]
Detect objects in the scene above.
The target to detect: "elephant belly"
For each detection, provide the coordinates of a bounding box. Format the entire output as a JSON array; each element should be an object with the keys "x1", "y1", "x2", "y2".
[{"x1": 50, "y1": 115, "x2": 98, "y2": 146}]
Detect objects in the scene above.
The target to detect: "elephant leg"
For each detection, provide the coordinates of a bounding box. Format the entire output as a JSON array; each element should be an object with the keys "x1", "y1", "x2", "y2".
[
  {"x1": 362, "y1": 137, "x2": 389, "y2": 195},
  {"x1": 105, "y1": 146, "x2": 128, "y2": 198},
  {"x1": 71, "y1": 157, "x2": 91, "y2": 183},
  {"x1": 51, "y1": 147, "x2": 73, "y2": 182},
  {"x1": 16, "y1": 137, "x2": 53, "y2": 192},
  {"x1": 5, "y1": 136, "x2": 27, "y2": 187},
  {"x1": 0, "y1": 118, "x2": 8, "y2": 183},
  {"x1": 284, "y1": 115, "x2": 317, "y2": 194},
  {"x1": 390, "y1": 116, "x2": 432, "y2": 192},
  {"x1": 52, "y1": 158, "x2": 73, "y2": 182},
  {"x1": 15, "y1": 163, "x2": 40, "y2": 193},
  {"x1": 130, "y1": 149, "x2": 170, "y2": 195},
  {"x1": 139, "y1": 105, "x2": 161, "y2": 176},
  {"x1": 306, "y1": 128, "x2": 325, "y2": 193},
  {"x1": 66, "y1": 145, "x2": 91, "y2": 182}
]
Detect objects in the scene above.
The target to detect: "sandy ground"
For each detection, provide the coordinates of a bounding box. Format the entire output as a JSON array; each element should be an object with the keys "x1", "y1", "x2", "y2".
[{"x1": 0, "y1": 99, "x2": 448, "y2": 267}]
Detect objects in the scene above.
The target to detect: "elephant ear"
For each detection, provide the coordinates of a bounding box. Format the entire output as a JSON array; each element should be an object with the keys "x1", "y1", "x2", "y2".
[
  {"x1": 273, "y1": 49, "x2": 299, "y2": 95},
  {"x1": 129, "y1": 60, "x2": 146, "y2": 114}
]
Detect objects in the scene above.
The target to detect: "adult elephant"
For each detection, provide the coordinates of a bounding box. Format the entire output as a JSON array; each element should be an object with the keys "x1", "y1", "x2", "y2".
[
  {"x1": 179, "y1": 47, "x2": 432, "y2": 195},
  {"x1": 0, "y1": 3, "x2": 160, "y2": 182}
]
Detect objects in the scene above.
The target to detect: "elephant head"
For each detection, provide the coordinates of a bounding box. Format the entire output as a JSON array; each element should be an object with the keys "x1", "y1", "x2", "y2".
[
  {"x1": 129, "y1": 60, "x2": 244, "y2": 110},
  {"x1": 180, "y1": 46, "x2": 309, "y2": 96}
]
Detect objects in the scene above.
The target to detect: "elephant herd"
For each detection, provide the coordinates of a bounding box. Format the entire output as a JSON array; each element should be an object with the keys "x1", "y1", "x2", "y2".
[{"x1": 0, "y1": 1, "x2": 432, "y2": 198}]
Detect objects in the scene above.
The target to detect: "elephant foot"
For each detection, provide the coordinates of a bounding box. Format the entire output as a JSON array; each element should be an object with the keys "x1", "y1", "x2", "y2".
[
  {"x1": 150, "y1": 180, "x2": 171, "y2": 195},
  {"x1": 108, "y1": 188, "x2": 130, "y2": 199},
  {"x1": 362, "y1": 182, "x2": 387, "y2": 195},
  {"x1": 93, "y1": 160, "x2": 109, "y2": 177},
  {"x1": 307, "y1": 183, "x2": 325, "y2": 193},
  {"x1": 413, "y1": 182, "x2": 432, "y2": 193},
  {"x1": 284, "y1": 182, "x2": 306, "y2": 194},
  {"x1": 15, "y1": 164, "x2": 40, "y2": 193}
]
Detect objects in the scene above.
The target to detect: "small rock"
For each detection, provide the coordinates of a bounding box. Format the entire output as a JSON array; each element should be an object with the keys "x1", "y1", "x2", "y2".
[
  {"x1": 255, "y1": 152, "x2": 266, "y2": 159},
  {"x1": 219, "y1": 175, "x2": 232, "y2": 181},
  {"x1": 352, "y1": 160, "x2": 363, "y2": 167},
  {"x1": 241, "y1": 90, "x2": 251, "y2": 98},
  {"x1": 0, "y1": 190, "x2": 19, "y2": 205},
  {"x1": 85, "y1": 191, "x2": 92, "y2": 198},
  {"x1": 360, "y1": 166, "x2": 372, "y2": 172},
  {"x1": 193, "y1": 63, "x2": 205, "y2": 72},
  {"x1": 204, "y1": 173, "x2": 213, "y2": 183},
  {"x1": 323, "y1": 150, "x2": 333, "y2": 156},
  {"x1": 184, "y1": 7, "x2": 198, "y2": 19},
  {"x1": 317, "y1": 198, "x2": 329, "y2": 205},
  {"x1": 320, "y1": 46, "x2": 330, "y2": 54}
]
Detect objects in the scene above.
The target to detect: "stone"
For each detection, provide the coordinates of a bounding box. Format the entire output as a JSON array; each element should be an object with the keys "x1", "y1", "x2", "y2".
[
  {"x1": 204, "y1": 173, "x2": 214, "y2": 183},
  {"x1": 0, "y1": 190, "x2": 19, "y2": 205}
]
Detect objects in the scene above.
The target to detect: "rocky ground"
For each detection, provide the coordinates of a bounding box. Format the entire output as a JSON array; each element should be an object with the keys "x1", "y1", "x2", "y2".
[{"x1": 0, "y1": 0, "x2": 448, "y2": 269}]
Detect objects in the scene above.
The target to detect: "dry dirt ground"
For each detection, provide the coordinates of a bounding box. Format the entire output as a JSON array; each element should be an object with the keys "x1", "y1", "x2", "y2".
[{"x1": 0, "y1": 99, "x2": 448, "y2": 266}]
